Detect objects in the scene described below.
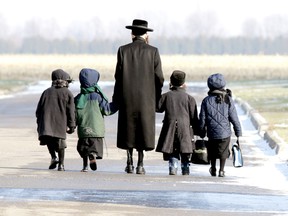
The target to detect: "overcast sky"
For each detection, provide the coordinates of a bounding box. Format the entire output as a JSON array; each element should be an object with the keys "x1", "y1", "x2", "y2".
[{"x1": 1, "y1": 0, "x2": 288, "y2": 38}]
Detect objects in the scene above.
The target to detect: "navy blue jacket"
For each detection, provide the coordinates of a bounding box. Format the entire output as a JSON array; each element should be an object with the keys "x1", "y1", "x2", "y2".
[{"x1": 199, "y1": 91, "x2": 242, "y2": 139}]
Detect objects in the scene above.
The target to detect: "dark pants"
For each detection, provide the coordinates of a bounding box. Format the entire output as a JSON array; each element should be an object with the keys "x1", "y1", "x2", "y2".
[
  {"x1": 77, "y1": 137, "x2": 103, "y2": 159},
  {"x1": 208, "y1": 137, "x2": 231, "y2": 171}
]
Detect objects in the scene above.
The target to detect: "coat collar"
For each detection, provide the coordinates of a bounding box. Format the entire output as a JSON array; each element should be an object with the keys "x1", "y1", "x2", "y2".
[{"x1": 132, "y1": 36, "x2": 146, "y2": 43}]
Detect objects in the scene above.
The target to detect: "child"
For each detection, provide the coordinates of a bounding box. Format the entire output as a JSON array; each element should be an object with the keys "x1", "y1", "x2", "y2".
[
  {"x1": 74, "y1": 68, "x2": 118, "y2": 172},
  {"x1": 36, "y1": 69, "x2": 76, "y2": 171},
  {"x1": 199, "y1": 73, "x2": 242, "y2": 177},
  {"x1": 156, "y1": 70, "x2": 199, "y2": 175}
]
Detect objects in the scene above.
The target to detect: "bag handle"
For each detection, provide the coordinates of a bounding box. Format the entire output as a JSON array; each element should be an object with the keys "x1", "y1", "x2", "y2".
[{"x1": 236, "y1": 137, "x2": 240, "y2": 148}]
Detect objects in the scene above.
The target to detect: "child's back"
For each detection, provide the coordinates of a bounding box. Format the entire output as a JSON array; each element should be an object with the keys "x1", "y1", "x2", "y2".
[
  {"x1": 156, "y1": 70, "x2": 199, "y2": 175},
  {"x1": 74, "y1": 68, "x2": 117, "y2": 172},
  {"x1": 36, "y1": 69, "x2": 75, "y2": 171}
]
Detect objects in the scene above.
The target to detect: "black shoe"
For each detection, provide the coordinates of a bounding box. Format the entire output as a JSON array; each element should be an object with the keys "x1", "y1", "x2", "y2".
[
  {"x1": 169, "y1": 167, "x2": 177, "y2": 175},
  {"x1": 49, "y1": 157, "x2": 59, "y2": 170},
  {"x1": 125, "y1": 165, "x2": 134, "y2": 174},
  {"x1": 89, "y1": 153, "x2": 97, "y2": 171},
  {"x1": 181, "y1": 167, "x2": 190, "y2": 175},
  {"x1": 209, "y1": 167, "x2": 217, "y2": 177},
  {"x1": 218, "y1": 170, "x2": 225, "y2": 177},
  {"x1": 136, "y1": 166, "x2": 146, "y2": 175},
  {"x1": 58, "y1": 164, "x2": 65, "y2": 171},
  {"x1": 81, "y1": 166, "x2": 88, "y2": 172}
]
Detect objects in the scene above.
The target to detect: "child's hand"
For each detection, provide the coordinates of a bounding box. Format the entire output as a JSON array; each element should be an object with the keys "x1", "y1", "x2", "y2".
[{"x1": 67, "y1": 127, "x2": 75, "y2": 134}]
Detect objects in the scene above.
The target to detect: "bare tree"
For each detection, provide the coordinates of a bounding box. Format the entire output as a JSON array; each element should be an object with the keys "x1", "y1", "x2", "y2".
[
  {"x1": 66, "y1": 17, "x2": 107, "y2": 41},
  {"x1": 0, "y1": 14, "x2": 9, "y2": 39},
  {"x1": 41, "y1": 18, "x2": 65, "y2": 40},
  {"x1": 241, "y1": 18, "x2": 262, "y2": 38},
  {"x1": 262, "y1": 14, "x2": 288, "y2": 38},
  {"x1": 185, "y1": 11, "x2": 222, "y2": 38},
  {"x1": 23, "y1": 18, "x2": 42, "y2": 38}
]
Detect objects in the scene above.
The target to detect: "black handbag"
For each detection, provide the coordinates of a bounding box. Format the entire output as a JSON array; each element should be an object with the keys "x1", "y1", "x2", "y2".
[
  {"x1": 191, "y1": 139, "x2": 209, "y2": 164},
  {"x1": 232, "y1": 140, "x2": 243, "y2": 167}
]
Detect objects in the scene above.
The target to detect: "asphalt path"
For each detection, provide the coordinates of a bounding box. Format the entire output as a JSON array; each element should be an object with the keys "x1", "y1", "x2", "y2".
[{"x1": 0, "y1": 82, "x2": 287, "y2": 216}]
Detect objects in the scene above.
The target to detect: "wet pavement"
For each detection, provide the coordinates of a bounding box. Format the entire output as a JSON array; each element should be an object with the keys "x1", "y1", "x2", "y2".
[
  {"x1": 0, "y1": 81, "x2": 288, "y2": 215},
  {"x1": 1, "y1": 188, "x2": 288, "y2": 212}
]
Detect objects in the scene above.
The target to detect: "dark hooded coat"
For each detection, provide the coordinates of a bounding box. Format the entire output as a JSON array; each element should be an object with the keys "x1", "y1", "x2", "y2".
[
  {"x1": 74, "y1": 68, "x2": 117, "y2": 138},
  {"x1": 36, "y1": 69, "x2": 76, "y2": 140},
  {"x1": 156, "y1": 87, "x2": 199, "y2": 154},
  {"x1": 112, "y1": 37, "x2": 164, "y2": 151}
]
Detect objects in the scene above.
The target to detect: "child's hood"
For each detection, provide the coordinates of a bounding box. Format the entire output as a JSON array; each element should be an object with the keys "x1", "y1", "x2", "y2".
[{"x1": 79, "y1": 68, "x2": 100, "y2": 88}]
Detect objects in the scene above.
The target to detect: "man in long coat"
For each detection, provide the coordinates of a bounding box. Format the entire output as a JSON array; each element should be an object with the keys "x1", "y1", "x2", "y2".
[{"x1": 112, "y1": 19, "x2": 164, "y2": 174}]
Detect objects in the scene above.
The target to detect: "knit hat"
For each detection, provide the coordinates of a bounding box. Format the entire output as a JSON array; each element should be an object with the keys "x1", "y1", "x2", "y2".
[
  {"x1": 207, "y1": 73, "x2": 226, "y2": 90},
  {"x1": 170, "y1": 70, "x2": 186, "y2": 87}
]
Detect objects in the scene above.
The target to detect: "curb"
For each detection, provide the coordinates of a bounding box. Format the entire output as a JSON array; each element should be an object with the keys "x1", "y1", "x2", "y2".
[{"x1": 235, "y1": 97, "x2": 287, "y2": 158}]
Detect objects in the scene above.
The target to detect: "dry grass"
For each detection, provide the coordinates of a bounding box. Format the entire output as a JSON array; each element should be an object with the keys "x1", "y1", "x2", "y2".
[
  {"x1": 233, "y1": 82, "x2": 288, "y2": 144},
  {"x1": 0, "y1": 54, "x2": 117, "y2": 81},
  {"x1": 1, "y1": 54, "x2": 288, "y2": 81}
]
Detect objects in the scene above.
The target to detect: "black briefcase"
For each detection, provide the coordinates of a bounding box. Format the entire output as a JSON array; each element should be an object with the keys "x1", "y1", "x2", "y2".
[{"x1": 191, "y1": 139, "x2": 209, "y2": 165}]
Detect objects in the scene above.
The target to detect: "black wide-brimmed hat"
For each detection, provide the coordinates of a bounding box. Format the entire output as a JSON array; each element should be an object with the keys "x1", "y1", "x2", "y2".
[{"x1": 125, "y1": 19, "x2": 153, "y2": 32}]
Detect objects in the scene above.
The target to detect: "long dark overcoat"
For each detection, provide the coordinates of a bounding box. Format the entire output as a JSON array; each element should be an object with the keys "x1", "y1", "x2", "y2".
[
  {"x1": 112, "y1": 37, "x2": 164, "y2": 151},
  {"x1": 36, "y1": 86, "x2": 75, "y2": 140},
  {"x1": 156, "y1": 88, "x2": 199, "y2": 154}
]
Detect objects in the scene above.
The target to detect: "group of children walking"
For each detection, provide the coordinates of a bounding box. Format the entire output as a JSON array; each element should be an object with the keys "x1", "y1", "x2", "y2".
[{"x1": 36, "y1": 68, "x2": 241, "y2": 177}]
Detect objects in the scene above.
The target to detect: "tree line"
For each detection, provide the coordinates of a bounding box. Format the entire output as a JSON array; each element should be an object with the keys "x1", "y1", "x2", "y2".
[{"x1": 1, "y1": 36, "x2": 288, "y2": 55}]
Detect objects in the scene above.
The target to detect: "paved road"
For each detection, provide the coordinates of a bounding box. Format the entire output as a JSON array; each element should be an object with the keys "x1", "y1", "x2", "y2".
[{"x1": 0, "y1": 82, "x2": 287, "y2": 216}]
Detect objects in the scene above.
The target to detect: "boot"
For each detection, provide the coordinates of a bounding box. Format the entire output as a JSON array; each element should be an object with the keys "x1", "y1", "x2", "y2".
[
  {"x1": 169, "y1": 157, "x2": 178, "y2": 175},
  {"x1": 181, "y1": 162, "x2": 190, "y2": 175},
  {"x1": 125, "y1": 149, "x2": 134, "y2": 173},
  {"x1": 88, "y1": 152, "x2": 97, "y2": 171},
  {"x1": 81, "y1": 156, "x2": 88, "y2": 172},
  {"x1": 136, "y1": 150, "x2": 145, "y2": 175},
  {"x1": 209, "y1": 167, "x2": 217, "y2": 177},
  {"x1": 136, "y1": 166, "x2": 146, "y2": 175},
  {"x1": 58, "y1": 149, "x2": 65, "y2": 171},
  {"x1": 49, "y1": 157, "x2": 59, "y2": 170},
  {"x1": 47, "y1": 144, "x2": 58, "y2": 169},
  {"x1": 218, "y1": 170, "x2": 225, "y2": 177}
]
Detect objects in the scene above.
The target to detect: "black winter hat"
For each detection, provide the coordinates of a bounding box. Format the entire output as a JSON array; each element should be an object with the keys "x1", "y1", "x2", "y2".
[
  {"x1": 51, "y1": 69, "x2": 73, "y2": 83},
  {"x1": 170, "y1": 70, "x2": 186, "y2": 87}
]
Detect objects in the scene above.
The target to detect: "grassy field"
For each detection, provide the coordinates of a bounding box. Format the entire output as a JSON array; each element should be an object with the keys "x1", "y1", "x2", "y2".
[
  {"x1": 0, "y1": 54, "x2": 287, "y2": 144},
  {"x1": 1, "y1": 54, "x2": 288, "y2": 81},
  {"x1": 233, "y1": 81, "x2": 288, "y2": 144}
]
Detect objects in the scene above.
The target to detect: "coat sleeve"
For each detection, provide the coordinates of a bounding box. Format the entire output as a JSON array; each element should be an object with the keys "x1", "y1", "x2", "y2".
[
  {"x1": 66, "y1": 91, "x2": 76, "y2": 128},
  {"x1": 156, "y1": 94, "x2": 165, "y2": 113},
  {"x1": 35, "y1": 92, "x2": 44, "y2": 120},
  {"x1": 228, "y1": 98, "x2": 242, "y2": 137},
  {"x1": 99, "y1": 98, "x2": 118, "y2": 116},
  {"x1": 112, "y1": 48, "x2": 123, "y2": 106},
  {"x1": 189, "y1": 96, "x2": 200, "y2": 136},
  {"x1": 199, "y1": 100, "x2": 207, "y2": 138},
  {"x1": 154, "y1": 48, "x2": 164, "y2": 104}
]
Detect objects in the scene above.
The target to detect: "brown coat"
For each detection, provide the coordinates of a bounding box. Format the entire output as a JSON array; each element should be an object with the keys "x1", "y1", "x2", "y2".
[
  {"x1": 36, "y1": 86, "x2": 75, "y2": 140},
  {"x1": 112, "y1": 37, "x2": 164, "y2": 151},
  {"x1": 156, "y1": 88, "x2": 199, "y2": 154}
]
